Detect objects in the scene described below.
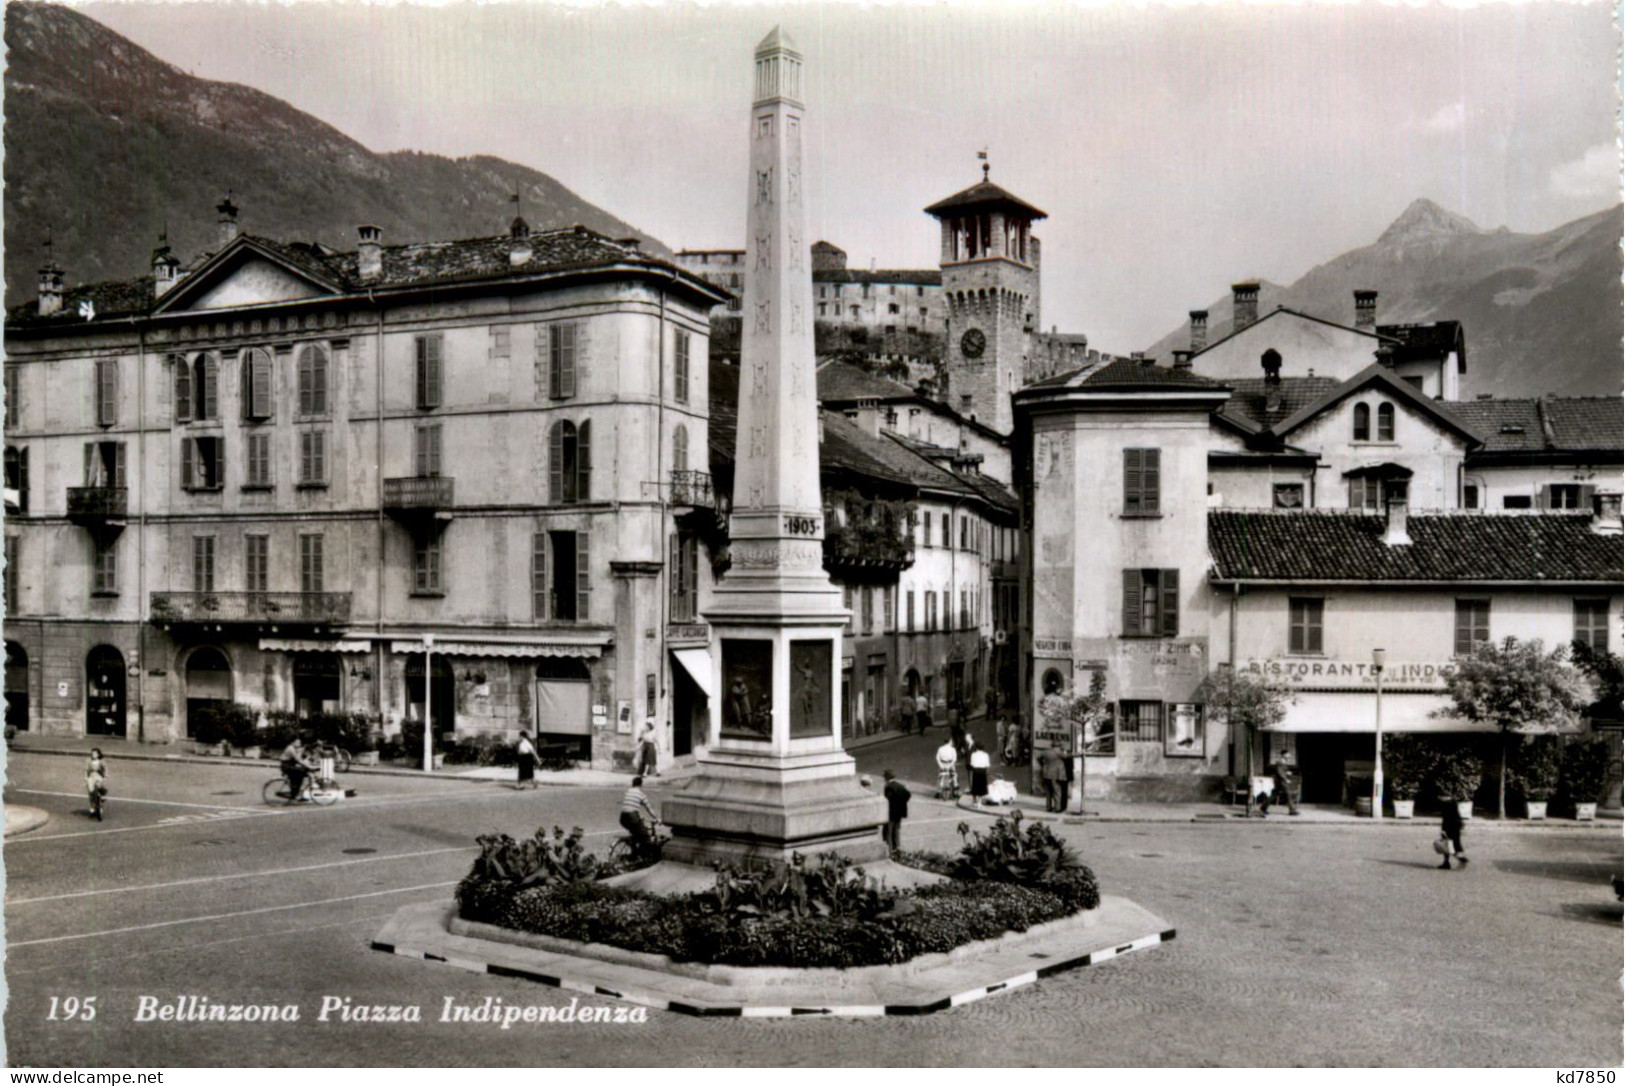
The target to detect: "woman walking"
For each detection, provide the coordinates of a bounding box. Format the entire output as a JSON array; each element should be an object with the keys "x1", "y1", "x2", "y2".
[
  {"x1": 968, "y1": 740, "x2": 991, "y2": 809},
  {"x1": 1438, "y1": 801, "x2": 1468, "y2": 869},
  {"x1": 515, "y1": 731, "x2": 537, "y2": 790},
  {"x1": 85, "y1": 748, "x2": 108, "y2": 820}
]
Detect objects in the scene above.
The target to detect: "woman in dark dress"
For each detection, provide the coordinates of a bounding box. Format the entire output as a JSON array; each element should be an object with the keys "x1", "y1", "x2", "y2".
[
  {"x1": 515, "y1": 731, "x2": 537, "y2": 790},
  {"x1": 1438, "y1": 801, "x2": 1467, "y2": 869}
]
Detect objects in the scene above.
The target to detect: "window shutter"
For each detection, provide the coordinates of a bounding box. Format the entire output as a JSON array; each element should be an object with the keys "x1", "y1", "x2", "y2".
[
  {"x1": 201, "y1": 357, "x2": 219, "y2": 420},
  {"x1": 575, "y1": 531, "x2": 590, "y2": 621},
  {"x1": 115, "y1": 443, "x2": 127, "y2": 489},
  {"x1": 181, "y1": 438, "x2": 195, "y2": 489},
  {"x1": 1122, "y1": 570, "x2": 1140, "y2": 636},
  {"x1": 212, "y1": 438, "x2": 225, "y2": 487},
  {"x1": 549, "y1": 422, "x2": 564, "y2": 503},
  {"x1": 313, "y1": 349, "x2": 328, "y2": 415},
  {"x1": 1536, "y1": 487, "x2": 1550, "y2": 511},
  {"x1": 83, "y1": 443, "x2": 95, "y2": 486},
  {"x1": 17, "y1": 449, "x2": 26, "y2": 513},
  {"x1": 298, "y1": 349, "x2": 312, "y2": 416},
  {"x1": 1123, "y1": 449, "x2": 1141, "y2": 514},
  {"x1": 314, "y1": 431, "x2": 326, "y2": 482},
  {"x1": 560, "y1": 325, "x2": 577, "y2": 399},
  {"x1": 1160, "y1": 568, "x2": 1179, "y2": 638},
  {"x1": 577, "y1": 420, "x2": 591, "y2": 501},
  {"x1": 427, "y1": 336, "x2": 442, "y2": 408},
  {"x1": 1308, "y1": 604, "x2": 1323, "y2": 653},
  {"x1": 415, "y1": 338, "x2": 428, "y2": 408},
  {"x1": 669, "y1": 533, "x2": 680, "y2": 609},
  {"x1": 1143, "y1": 449, "x2": 1160, "y2": 513},
  {"x1": 175, "y1": 359, "x2": 193, "y2": 423},
  {"x1": 533, "y1": 532, "x2": 549, "y2": 620},
  {"x1": 1580, "y1": 484, "x2": 1597, "y2": 511},
  {"x1": 1454, "y1": 605, "x2": 1469, "y2": 656},
  {"x1": 252, "y1": 351, "x2": 272, "y2": 419},
  {"x1": 97, "y1": 359, "x2": 118, "y2": 426}
]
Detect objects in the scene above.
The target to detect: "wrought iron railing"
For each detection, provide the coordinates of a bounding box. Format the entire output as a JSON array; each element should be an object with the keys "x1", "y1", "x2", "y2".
[
  {"x1": 383, "y1": 476, "x2": 455, "y2": 509},
  {"x1": 149, "y1": 591, "x2": 352, "y2": 625},
  {"x1": 67, "y1": 487, "x2": 128, "y2": 519},
  {"x1": 670, "y1": 470, "x2": 715, "y2": 509}
]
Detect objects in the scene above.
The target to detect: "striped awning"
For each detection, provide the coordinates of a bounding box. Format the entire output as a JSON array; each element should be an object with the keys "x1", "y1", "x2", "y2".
[
  {"x1": 388, "y1": 639, "x2": 602, "y2": 660},
  {"x1": 260, "y1": 638, "x2": 372, "y2": 654}
]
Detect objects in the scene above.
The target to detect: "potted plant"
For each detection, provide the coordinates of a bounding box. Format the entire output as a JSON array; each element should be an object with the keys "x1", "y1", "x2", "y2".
[
  {"x1": 1434, "y1": 748, "x2": 1483, "y2": 820},
  {"x1": 1507, "y1": 734, "x2": 1562, "y2": 820},
  {"x1": 350, "y1": 714, "x2": 381, "y2": 767},
  {"x1": 1383, "y1": 734, "x2": 1433, "y2": 819},
  {"x1": 1560, "y1": 737, "x2": 1610, "y2": 821},
  {"x1": 223, "y1": 705, "x2": 261, "y2": 759}
]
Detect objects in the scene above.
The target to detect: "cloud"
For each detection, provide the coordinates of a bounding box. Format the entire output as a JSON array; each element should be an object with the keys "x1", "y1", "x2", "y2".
[
  {"x1": 1549, "y1": 142, "x2": 1620, "y2": 200},
  {"x1": 1421, "y1": 102, "x2": 1465, "y2": 133}
]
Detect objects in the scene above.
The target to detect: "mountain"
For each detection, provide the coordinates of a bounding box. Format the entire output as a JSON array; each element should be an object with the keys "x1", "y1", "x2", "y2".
[
  {"x1": 1145, "y1": 198, "x2": 1623, "y2": 397},
  {"x1": 3, "y1": 2, "x2": 670, "y2": 305}
]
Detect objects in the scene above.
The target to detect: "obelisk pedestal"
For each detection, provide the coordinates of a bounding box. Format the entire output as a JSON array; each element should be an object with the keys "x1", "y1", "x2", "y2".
[{"x1": 660, "y1": 27, "x2": 886, "y2": 868}]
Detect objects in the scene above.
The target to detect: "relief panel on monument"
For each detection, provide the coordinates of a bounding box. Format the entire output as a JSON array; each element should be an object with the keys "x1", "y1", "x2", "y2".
[
  {"x1": 721, "y1": 638, "x2": 773, "y2": 740},
  {"x1": 789, "y1": 639, "x2": 833, "y2": 740}
]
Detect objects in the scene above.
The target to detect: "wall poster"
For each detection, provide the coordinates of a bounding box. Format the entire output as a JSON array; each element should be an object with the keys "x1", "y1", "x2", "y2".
[{"x1": 1165, "y1": 703, "x2": 1204, "y2": 758}]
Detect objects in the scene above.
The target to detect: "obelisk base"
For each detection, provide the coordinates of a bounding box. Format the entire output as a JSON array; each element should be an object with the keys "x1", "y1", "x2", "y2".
[{"x1": 662, "y1": 769, "x2": 889, "y2": 867}]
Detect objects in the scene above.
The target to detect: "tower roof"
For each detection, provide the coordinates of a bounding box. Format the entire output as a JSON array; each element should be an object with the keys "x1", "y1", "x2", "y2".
[
  {"x1": 756, "y1": 25, "x2": 799, "y2": 55},
  {"x1": 925, "y1": 178, "x2": 1047, "y2": 221}
]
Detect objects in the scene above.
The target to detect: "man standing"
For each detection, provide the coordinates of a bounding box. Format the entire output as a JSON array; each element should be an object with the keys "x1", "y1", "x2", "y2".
[
  {"x1": 915, "y1": 690, "x2": 932, "y2": 736},
  {"x1": 882, "y1": 770, "x2": 910, "y2": 852},
  {"x1": 1041, "y1": 745, "x2": 1067, "y2": 813}
]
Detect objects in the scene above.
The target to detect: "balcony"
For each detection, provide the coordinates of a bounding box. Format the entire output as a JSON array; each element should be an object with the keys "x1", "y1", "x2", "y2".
[
  {"x1": 670, "y1": 470, "x2": 716, "y2": 510},
  {"x1": 67, "y1": 486, "x2": 128, "y2": 529},
  {"x1": 823, "y1": 519, "x2": 916, "y2": 579},
  {"x1": 383, "y1": 476, "x2": 455, "y2": 528},
  {"x1": 149, "y1": 591, "x2": 351, "y2": 633}
]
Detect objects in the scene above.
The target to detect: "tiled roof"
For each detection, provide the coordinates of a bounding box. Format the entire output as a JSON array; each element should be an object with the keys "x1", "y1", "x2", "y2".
[
  {"x1": 813, "y1": 269, "x2": 941, "y2": 286},
  {"x1": 816, "y1": 360, "x2": 921, "y2": 403},
  {"x1": 1026, "y1": 357, "x2": 1230, "y2": 393},
  {"x1": 6, "y1": 275, "x2": 157, "y2": 324},
  {"x1": 924, "y1": 178, "x2": 1048, "y2": 220},
  {"x1": 1273, "y1": 365, "x2": 1483, "y2": 445},
  {"x1": 1208, "y1": 510, "x2": 1623, "y2": 583},
  {"x1": 1444, "y1": 397, "x2": 1621, "y2": 454},
  {"x1": 1218, "y1": 377, "x2": 1341, "y2": 431}
]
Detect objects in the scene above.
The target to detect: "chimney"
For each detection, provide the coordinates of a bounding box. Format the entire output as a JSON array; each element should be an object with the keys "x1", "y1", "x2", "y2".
[
  {"x1": 1383, "y1": 494, "x2": 1411, "y2": 546},
  {"x1": 1172, "y1": 349, "x2": 1193, "y2": 370},
  {"x1": 152, "y1": 239, "x2": 182, "y2": 299},
  {"x1": 357, "y1": 225, "x2": 382, "y2": 282},
  {"x1": 216, "y1": 195, "x2": 240, "y2": 248},
  {"x1": 1188, "y1": 309, "x2": 1209, "y2": 353},
  {"x1": 37, "y1": 262, "x2": 64, "y2": 318},
  {"x1": 1592, "y1": 490, "x2": 1623, "y2": 535},
  {"x1": 1231, "y1": 283, "x2": 1259, "y2": 331},
  {"x1": 1354, "y1": 289, "x2": 1378, "y2": 332},
  {"x1": 509, "y1": 220, "x2": 534, "y2": 267},
  {"x1": 1374, "y1": 343, "x2": 1396, "y2": 368}
]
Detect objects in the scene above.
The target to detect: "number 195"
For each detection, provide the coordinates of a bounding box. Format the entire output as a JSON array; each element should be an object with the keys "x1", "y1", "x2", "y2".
[{"x1": 46, "y1": 996, "x2": 96, "y2": 1021}]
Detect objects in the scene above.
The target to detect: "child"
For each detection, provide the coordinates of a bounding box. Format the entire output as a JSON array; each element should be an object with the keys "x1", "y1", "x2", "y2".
[{"x1": 85, "y1": 748, "x2": 108, "y2": 820}]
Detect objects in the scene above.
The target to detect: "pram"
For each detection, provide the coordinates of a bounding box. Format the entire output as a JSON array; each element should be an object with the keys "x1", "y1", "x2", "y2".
[{"x1": 936, "y1": 762, "x2": 960, "y2": 800}]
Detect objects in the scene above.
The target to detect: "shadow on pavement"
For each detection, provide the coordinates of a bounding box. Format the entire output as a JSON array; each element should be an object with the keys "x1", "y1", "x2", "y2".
[
  {"x1": 1555, "y1": 902, "x2": 1623, "y2": 927},
  {"x1": 1494, "y1": 858, "x2": 1619, "y2": 883},
  {"x1": 1369, "y1": 858, "x2": 1454, "y2": 871}
]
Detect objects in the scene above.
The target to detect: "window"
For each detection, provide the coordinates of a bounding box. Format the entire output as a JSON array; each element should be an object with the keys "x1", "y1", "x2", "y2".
[
  {"x1": 92, "y1": 534, "x2": 117, "y2": 595},
  {"x1": 669, "y1": 532, "x2": 698, "y2": 622},
  {"x1": 850, "y1": 305, "x2": 859, "y2": 319},
  {"x1": 925, "y1": 590, "x2": 937, "y2": 632},
  {"x1": 414, "y1": 535, "x2": 443, "y2": 594},
  {"x1": 674, "y1": 330, "x2": 690, "y2": 404},
  {"x1": 297, "y1": 345, "x2": 329, "y2": 418},
  {"x1": 299, "y1": 534, "x2": 324, "y2": 594},
  {"x1": 4, "y1": 536, "x2": 17, "y2": 612},
  {"x1": 181, "y1": 437, "x2": 224, "y2": 490},
  {"x1": 548, "y1": 323, "x2": 578, "y2": 399},
  {"x1": 1273, "y1": 483, "x2": 1304, "y2": 509},
  {"x1": 4, "y1": 446, "x2": 28, "y2": 512},
  {"x1": 83, "y1": 441, "x2": 126, "y2": 488},
  {"x1": 1377, "y1": 403, "x2": 1395, "y2": 442},
  {"x1": 1546, "y1": 484, "x2": 1585, "y2": 510},
  {"x1": 1122, "y1": 568, "x2": 1179, "y2": 637},
  {"x1": 549, "y1": 419, "x2": 591, "y2": 503},
  {"x1": 298, "y1": 430, "x2": 329, "y2": 486},
  {"x1": 673, "y1": 426, "x2": 688, "y2": 474},
  {"x1": 843, "y1": 585, "x2": 855, "y2": 631},
  {"x1": 1348, "y1": 476, "x2": 1381, "y2": 511},
  {"x1": 245, "y1": 534, "x2": 269, "y2": 594},
  {"x1": 5, "y1": 365, "x2": 18, "y2": 428},
  {"x1": 1463, "y1": 484, "x2": 1479, "y2": 509},
  {"x1": 1119, "y1": 701, "x2": 1163, "y2": 742},
  {"x1": 959, "y1": 589, "x2": 969, "y2": 629},
  {"x1": 1123, "y1": 448, "x2": 1161, "y2": 515},
  {"x1": 862, "y1": 587, "x2": 875, "y2": 634},
  {"x1": 415, "y1": 334, "x2": 443, "y2": 410},
  {"x1": 906, "y1": 590, "x2": 916, "y2": 632},
  {"x1": 1353, "y1": 402, "x2": 1370, "y2": 441},
  {"x1": 939, "y1": 513, "x2": 949, "y2": 548},
  {"x1": 941, "y1": 590, "x2": 951, "y2": 630},
  {"x1": 183, "y1": 354, "x2": 219, "y2": 422},
  {"x1": 94, "y1": 358, "x2": 118, "y2": 427},
  {"x1": 1289, "y1": 597, "x2": 1324, "y2": 654},
  {"x1": 817, "y1": 304, "x2": 827, "y2": 317},
  {"x1": 244, "y1": 432, "x2": 272, "y2": 489},
  {"x1": 960, "y1": 515, "x2": 969, "y2": 550},
  {"x1": 1502, "y1": 495, "x2": 1533, "y2": 510},
  {"x1": 241, "y1": 348, "x2": 274, "y2": 421},
  {"x1": 883, "y1": 585, "x2": 895, "y2": 633},
  {"x1": 887, "y1": 303, "x2": 899, "y2": 315},
  {"x1": 192, "y1": 535, "x2": 216, "y2": 592},
  {"x1": 414, "y1": 423, "x2": 442, "y2": 477},
  {"x1": 1575, "y1": 599, "x2": 1610, "y2": 652},
  {"x1": 1403, "y1": 375, "x2": 1425, "y2": 392},
  {"x1": 534, "y1": 530, "x2": 589, "y2": 621},
  {"x1": 1454, "y1": 599, "x2": 1490, "y2": 656}
]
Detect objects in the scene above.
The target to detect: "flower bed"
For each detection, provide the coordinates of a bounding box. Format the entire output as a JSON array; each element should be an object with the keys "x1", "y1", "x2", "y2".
[{"x1": 455, "y1": 813, "x2": 1101, "y2": 970}]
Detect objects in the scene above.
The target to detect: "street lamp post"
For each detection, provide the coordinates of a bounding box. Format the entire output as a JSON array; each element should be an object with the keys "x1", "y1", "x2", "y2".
[
  {"x1": 422, "y1": 634, "x2": 436, "y2": 774},
  {"x1": 1372, "y1": 647, "x2": 1385, "y2": 820}
]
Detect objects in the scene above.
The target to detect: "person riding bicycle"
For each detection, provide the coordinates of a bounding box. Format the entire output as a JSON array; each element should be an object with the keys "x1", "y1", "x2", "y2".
[
  {"x1": 619, "y1": 776, "x2": 663, "y2": 861},
  {"x1": 280, "y1": 735, "x2": 319, "y2": 803},
  {"x1": 935, "y1": 738, "x2": 960, "y2": 799},
  {"x1": 85, "y1": 748, "x2": 108, "y2": 819}
]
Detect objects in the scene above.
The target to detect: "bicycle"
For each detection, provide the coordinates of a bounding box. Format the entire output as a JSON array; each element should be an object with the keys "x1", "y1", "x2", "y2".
[
  {"x1": 608, "y1": 824, "x2": 668, "y2": 868},
  {"x1": 262, "y1": 767, "x2": 340, "y2": 807},
  {"x1": 312, "y1": 741, "x2": 352, "y2": 774},
  {"x1": 87, "y1": 782, "x2": 107, "y2": 821}
]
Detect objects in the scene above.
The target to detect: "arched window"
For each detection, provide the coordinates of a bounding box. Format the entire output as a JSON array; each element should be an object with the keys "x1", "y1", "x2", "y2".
[
  {"x1": 241, "y1": 348, "x2": 273, "y2": 421},
  {"x1": 183, "y1": 646, "x2": 232, "y2": 739},
  {"x1": 190, "y1": 354, "x2": 219, "y2": 421},
  {"x1": 1352, "y1": 402, "x2": 1371, "y2": 441},
  {"x1": 1377, "y1": 402, "x2": 1395, "y2": 442},
  {"x1": 673, "y1": 425, "x2": 689, "y2": 474},
  {"x1": 297, "y1": 345, "x2": 329, "y2": 418},
  {"x1": 549, "y1": 419, "x2": 591, "y2": 504}
]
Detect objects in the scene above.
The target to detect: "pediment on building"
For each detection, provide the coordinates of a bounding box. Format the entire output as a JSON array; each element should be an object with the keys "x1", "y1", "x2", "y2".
[{"x1": 153, "y1": 237, "x2": 344, "y2": 315}]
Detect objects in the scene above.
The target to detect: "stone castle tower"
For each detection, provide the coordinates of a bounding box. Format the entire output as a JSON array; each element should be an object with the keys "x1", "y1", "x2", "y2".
[{"x1": 925, "y1": 169, "x2": 1046, "y2": 435}]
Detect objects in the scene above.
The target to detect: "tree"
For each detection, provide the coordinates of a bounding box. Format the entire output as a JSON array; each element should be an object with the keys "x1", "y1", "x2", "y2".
[
  {"x1": 1570, "y1": 639, "x2": 1622, "y2": 725},
  {"x1": 1194, "y1": 667, "x2": 1293, "y2": 816},
  {"x1": 1435, "y1": 637, "x2": 1593, "y2": 819},
  {"x1": 1039, "y1": 669, "x2": 1108, "y2": 815}
]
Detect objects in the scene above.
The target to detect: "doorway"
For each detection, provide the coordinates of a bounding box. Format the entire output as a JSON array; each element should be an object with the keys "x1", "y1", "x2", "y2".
[
  {"x1": 534, "y1": 658, "x2": 591, "y2": 760},
  {"x1": 405, "y1": 655, "x2": 456, "y2": 739},
  {"x1": 86, "y1": 645, "x2": 127, "y2": 737},
  {"x1": 1295, "y1": 733, "x2": 1373, "y2": 805},
  {"x1": 293, "y1": 654, "x2": 343, "y2": 718},
  {"x1": 184, "y1": 646, "x2": 232, "y2": 738},
  {"x1": 6, "y1": 641, "x2": 29, "y2": 732},
  {"x1": 669, "y1": 655, "x2": 706, "y2": 758}
]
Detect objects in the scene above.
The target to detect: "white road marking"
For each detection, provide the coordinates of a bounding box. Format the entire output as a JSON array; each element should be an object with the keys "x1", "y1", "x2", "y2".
[
  {"x1": 9, "y1": 881, "x2": 462, "y2": 948},
  {"x1": 8, "y1": 845, "x2": 481, "y2": 905},
  {"x1": 10, "y1": 788, "x2": 277, "y2": 812}
]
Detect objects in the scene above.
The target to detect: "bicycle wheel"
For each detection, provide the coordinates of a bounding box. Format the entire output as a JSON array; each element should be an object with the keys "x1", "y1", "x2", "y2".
[
  {"x1": 607, "y1": 838, "x2": 634, "y2": 867},
  {"x1": 263, "y1": 777, "x2": 293, "y2": 805},
  {"x1": 309, "y1": 780, "x2": 340, "y2": 807}
]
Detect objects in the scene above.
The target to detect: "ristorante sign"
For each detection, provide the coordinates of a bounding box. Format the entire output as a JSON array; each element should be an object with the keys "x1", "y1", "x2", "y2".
[{"x1": 1242, "y1": 658, "x2": 1457, "y2": 691}]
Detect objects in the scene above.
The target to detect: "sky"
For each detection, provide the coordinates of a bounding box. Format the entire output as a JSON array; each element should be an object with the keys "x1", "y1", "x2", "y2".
[{"x1": 80, "y1": 0, "x2": 1621, "y2": 352}]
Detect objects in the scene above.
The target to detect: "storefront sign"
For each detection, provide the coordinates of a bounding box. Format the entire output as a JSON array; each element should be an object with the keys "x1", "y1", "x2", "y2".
[
  {"x1": 1243, "y1": 658, "x2": 1456, "y2": 691},
  {"x1": 1033, "y1": 638, "x2": 1072, "y2": 654}
]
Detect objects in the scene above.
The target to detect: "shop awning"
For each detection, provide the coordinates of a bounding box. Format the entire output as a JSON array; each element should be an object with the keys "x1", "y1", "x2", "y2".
[
  {"x1": 1264, "y1": 692, "x2": 1490, "y2": 733},
  {"x1": 670, "y1": 647, "x2": 714, "y2": 699},
  {"x1": 260, "y1": 638, "x2": 371, "y2": 654},
  {"x1": 388, "y1": 639, "x2": 602, "y2": 660}
]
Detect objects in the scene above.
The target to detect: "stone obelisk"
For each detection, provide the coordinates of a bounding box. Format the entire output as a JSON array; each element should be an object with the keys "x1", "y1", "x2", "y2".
[{"x1": 661, "y1": 27, "x2": 887, "y2": 866}]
